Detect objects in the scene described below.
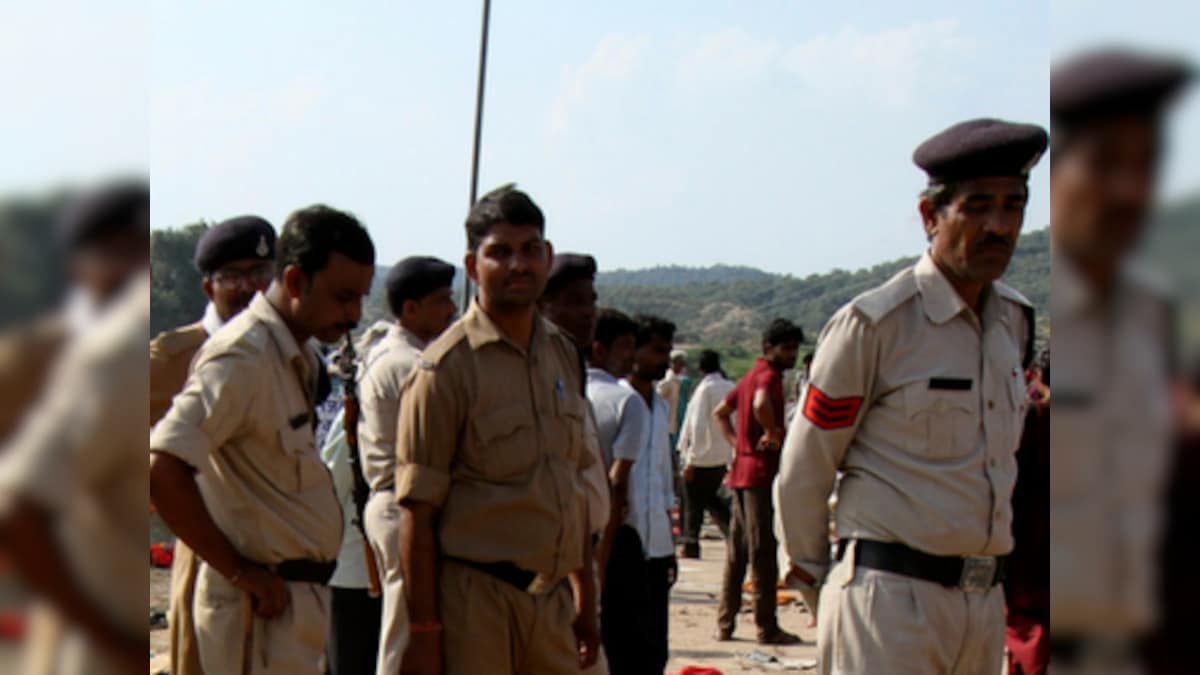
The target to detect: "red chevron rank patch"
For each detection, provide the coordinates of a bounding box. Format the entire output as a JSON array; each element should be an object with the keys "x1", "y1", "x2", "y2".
[{"x1": 803, "y1": 385, "x2": 863, "y2": 430}]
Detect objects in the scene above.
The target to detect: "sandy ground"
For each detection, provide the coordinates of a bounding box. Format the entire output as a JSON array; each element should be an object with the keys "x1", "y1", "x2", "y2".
[
  {"x1": 149, "y1": 526, "x2": 818, "y2": 673},
  {"x1": 665, "y1": 535, "x2": 818, "y2": 674}
]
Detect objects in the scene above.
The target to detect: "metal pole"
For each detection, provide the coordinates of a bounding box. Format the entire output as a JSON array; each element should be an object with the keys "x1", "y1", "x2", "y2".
[{"x1": 463, "y1": 0, "x2": 492, "y2": 310}]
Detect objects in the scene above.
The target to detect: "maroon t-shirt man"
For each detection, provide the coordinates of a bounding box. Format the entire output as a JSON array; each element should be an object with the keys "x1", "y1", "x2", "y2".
[{"x1": 724, "y1": 357, "x2": 785, "y2": 489}]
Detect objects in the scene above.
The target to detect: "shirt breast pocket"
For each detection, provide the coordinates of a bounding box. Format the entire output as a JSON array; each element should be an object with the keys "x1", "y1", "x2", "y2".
[
  {"x1": 903, "y1": 382, "x2": 979, "y2": 460},
  {"x1": 278, "y1": 423, "x2": 325, "y2": 491},
  {"x1": 470, "y1": 403, "x2": 538, "y2": 482},
  {"x1": 555, "y1": 395, "x2": 587, "y2": 467}
]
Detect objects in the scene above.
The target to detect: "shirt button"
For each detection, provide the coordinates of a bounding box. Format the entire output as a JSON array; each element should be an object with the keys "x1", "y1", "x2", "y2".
[{"x1": 987, "y1": 400, "x2": 995, "y2": 410}]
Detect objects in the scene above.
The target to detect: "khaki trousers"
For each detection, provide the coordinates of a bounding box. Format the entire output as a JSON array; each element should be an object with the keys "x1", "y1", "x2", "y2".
[
  {"x1": 364, "y1": 488, "x2": 408, "y2": 674},
  {"x1": 193, "y1": 561, "x2": 330, "y2": 675},
  {"x1": 817, "y1": 554, "x2": 1004, "y2": 675}
]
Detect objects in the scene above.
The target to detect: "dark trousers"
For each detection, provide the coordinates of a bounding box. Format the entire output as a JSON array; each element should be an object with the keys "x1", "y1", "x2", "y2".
[
  {"x1": 718, "y1": 485, "x2": 780, "y2": 636},
  {"x1": 602, "y1": 525, "x2": 670, "y2": 675},
  {"x1": 327, "y1": 586, "x2": 382, "y2": 675},
  {"x1": 681, "y1": 465, "x2": 732, "y2": 554}
]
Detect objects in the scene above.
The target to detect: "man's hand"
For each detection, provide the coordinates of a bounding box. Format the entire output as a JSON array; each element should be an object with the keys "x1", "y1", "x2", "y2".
[
  {"x1": 232, "y1": 564, "x2": 290, "y2": 619},
  {"x1": 785, "y1": 563, "x2": 817, "y2": 588},
  {"x1": 756, "y1": 428, "x2": 783, "y2": 452},
  {"x1": 573, "y1": 606, "x2": 601, "y2": 668},
  {"x1": 666, "y1": 555, "x2": 679, "y2": 588},
  {"x1": 682, "y1": 464, "x2": 696, "y2": 482},
  {"x1": 402, "y1": 629, "x2": 443, "y2": 675}
]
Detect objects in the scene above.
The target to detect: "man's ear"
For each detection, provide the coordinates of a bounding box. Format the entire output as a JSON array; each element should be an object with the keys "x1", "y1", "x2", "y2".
[
  {"x1": 202, "y1": 277, "x2": 215, "y2": 301},
  {"x1": 918, "y1": 198, "x2": 939, "y2": 243},
  {"x1": 544, "y1": 239, "x2": 555, "y2": 264},
  {"x1": 464, "y1": 251, "x2": 478, "y2": 285},
  {"x1": 282, "y1": 265, "x2": 307, "y2": 299}
]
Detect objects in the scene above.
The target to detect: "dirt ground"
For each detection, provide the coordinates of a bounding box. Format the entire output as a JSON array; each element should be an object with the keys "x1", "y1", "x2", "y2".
[{"x1": 149, "y1": 528, "x2": 818, "y2": 674}]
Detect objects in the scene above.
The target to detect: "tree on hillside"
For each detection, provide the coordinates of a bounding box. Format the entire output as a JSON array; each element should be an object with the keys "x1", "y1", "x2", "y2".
[{"x1": 151, "y1": 222, "x2": 209, "y2": 336}]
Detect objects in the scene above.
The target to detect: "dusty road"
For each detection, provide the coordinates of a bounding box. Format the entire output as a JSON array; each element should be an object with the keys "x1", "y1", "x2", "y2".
[{"x1": 149, "y1": 528, "x2": 820, "y2": 673}]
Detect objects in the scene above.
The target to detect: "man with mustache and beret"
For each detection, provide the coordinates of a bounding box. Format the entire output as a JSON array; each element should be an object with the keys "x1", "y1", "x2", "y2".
[
  {"x1": 149, "y1": 214, "x2": 276, "y2": 675},
  {"x1": 774, "y1": 118, "x2": 1046, "y2": 674}
]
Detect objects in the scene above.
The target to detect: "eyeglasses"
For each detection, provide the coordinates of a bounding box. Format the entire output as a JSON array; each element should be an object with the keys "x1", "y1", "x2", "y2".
[{"x1": 211, "y1": 264, "x2": 274, "y2": 287}]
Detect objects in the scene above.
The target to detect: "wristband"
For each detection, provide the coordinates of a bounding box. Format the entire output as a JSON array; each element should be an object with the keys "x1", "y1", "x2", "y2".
[{"x1": 410, "y1": 620, "x2": 443, "y2": 634}]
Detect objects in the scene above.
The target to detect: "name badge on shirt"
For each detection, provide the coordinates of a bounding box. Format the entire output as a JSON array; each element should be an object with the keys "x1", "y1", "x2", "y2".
[{"x1": 928, "y1": 377, "x2": 973, "y2": 391}]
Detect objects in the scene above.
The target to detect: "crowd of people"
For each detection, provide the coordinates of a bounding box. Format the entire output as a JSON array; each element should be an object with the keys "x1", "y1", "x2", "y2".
[{"x1": 143, "y1": 46, "x2": 1193, "y2": 675}]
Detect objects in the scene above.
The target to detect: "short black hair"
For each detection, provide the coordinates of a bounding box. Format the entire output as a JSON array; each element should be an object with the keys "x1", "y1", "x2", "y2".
[
  {"x1": 1037, "y1": 349, "x2": 1050, "y2": 382},
  {"x1": 763, "y1": 318, "x2": 804, "y2": 347},
  {"x1": 698, "y1": 349, "x2": 721, "y2": 374},
  {"x1": 276, "y1": 205, "x2": 375, "y2": 280},
  {"x1": 465, "y1": 184, "x2": 545, "y2": 252},
  {"x1": 594, "y1": 308, "x2": 637, "y2": 349},
  {"x1": 634, "y1": 314, "x2": 676, "y2": 348},
  {"x1": 803, "y1": 352, "x2": 814, "y2": 364}
]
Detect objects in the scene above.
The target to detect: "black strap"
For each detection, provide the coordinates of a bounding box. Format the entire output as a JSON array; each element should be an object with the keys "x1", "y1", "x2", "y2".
[
  {"x1": 446, "y1": 557, "x2": 537, "y2": 592},
  {"x1": 1020, "y1": 303, "x2": 1036, "y2": 369},
  {"x1": 838, "y1": 539, "x2": 1005, "y2": 588},
  {"x1": 275, "y1": 559, "x2": 337, "y2": 585}
]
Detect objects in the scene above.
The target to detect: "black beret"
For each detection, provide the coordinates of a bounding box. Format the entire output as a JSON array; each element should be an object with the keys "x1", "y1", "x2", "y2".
[
  {"x1": 57, "y1": 178, "x2": 149, "y2": 249},
  {"x1": 545, "y1": 253, "x2": 597, "y2": 294},
  {"x1": 913, "y1": 118, "x2": 1049, "y2": 183},
  {"x1": 1052, "y1": 47, "x2": 1194, "y2": 125},
  {"x1": 194, "y1": 215, "x2": 276, "y2": 273},
  {"x1": 386, "y1": 256, "x2": 455, "y2": 309}
]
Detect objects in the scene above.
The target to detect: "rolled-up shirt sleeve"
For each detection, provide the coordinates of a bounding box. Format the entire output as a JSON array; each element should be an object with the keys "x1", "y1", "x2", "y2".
[
  {"x1": 775, "y1": 307, "x2": 877, "y2": 583},
  {"x1": 394, "y1": 361, "x2": 463, "y2": 507},
  {"x1": 149, "y1": 352, "x2": 256, "y2": 471}
]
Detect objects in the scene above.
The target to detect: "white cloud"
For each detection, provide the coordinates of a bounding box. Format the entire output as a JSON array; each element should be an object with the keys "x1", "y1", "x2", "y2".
[
  {"x1": 780, "y1": 19, "x2": 974, "y2": 107},
  {"x1": 678, "y1": 27, "x2": 779, "y2": 83},
  {"x1": 549, "y1": 34, "x2": 649, "y2": 136}
]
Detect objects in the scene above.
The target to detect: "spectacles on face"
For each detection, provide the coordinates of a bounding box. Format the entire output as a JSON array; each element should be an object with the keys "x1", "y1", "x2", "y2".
[{"x1": 211, "y1": 264, "x2": 273, "y2": 287}]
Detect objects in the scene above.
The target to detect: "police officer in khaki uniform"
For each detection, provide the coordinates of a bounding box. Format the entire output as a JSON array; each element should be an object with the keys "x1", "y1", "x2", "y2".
[
  {"x1": 538, "y1": 251, "x2": 613, "y2": 675},
  {"x1": 0, "y1": 180, "x2": 149, "y2": 675},
  {"x1": 397, "y1": 185, "x2": 600, "y2": 675},
  {"x1": 149, "y1": 205, "x2": 375, "y2": 675},
  {"x1": 149, "y1": 215, "x2": 275, "y2": 675},
  {"x1": 1048, "y1": 49, "x2": 1193, "y2": 673},
  {"x1": 775, "y1": 119, "x2": 1046, "y2": 674},
  {"x1": 356, "y1": 256, "x2": 457, "y2": 674},
  {"x1": 150, "y1": 215, "x2": 276, "y2": 425}
]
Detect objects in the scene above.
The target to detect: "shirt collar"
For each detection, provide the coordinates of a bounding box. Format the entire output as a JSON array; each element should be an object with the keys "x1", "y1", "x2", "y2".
[
  {"x1": 462, "y1": 297, "x2": 553, "y2": 355},
  {"x1": 396, "y1": 322, "x2": 430, "y2": 351},
  {"x1": 201, "y1": 301, "x2": 225, "y2": 336},
  {"x1": 248, "y1": 292, "x2": 314, "y2": 385},
  {"x1": 913, "y1": 250, "x2": 975, "y2": 325},
  {"x1": 587, "y1": 367, "x2": 618, "y2": 384}
]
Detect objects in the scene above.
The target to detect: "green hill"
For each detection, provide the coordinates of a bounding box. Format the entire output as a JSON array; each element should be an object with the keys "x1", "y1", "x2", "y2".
[{"x1": 595, "y1": 227, "x2": 1050, "y2": 351}]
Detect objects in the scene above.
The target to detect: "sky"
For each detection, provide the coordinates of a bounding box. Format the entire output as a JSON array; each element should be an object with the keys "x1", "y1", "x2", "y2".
[{"x1": 3, "y1": 2, "x2": 1195, "y2": 277}]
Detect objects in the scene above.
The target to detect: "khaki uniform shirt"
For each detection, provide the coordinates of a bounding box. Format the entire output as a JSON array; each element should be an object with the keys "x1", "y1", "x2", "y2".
[
  {"x1": 0, "y1": 275, "x2": 150, "y2": 648},
  {"x1": 358, "y1": 323, "x2": 426, "y2": 492},
  {"x1": 395, "y1": 300, "x2": 594, "y2": 579},
  {"x1": 777, "y1": 252, "x2": 1032, "y2": 582},
  {"x1": 0, "y1": 316, "x2": 66, "y2": 441},
  {"x1": 1050, "y1": 253, "x2": 1172, "y2": 635},
  {"x1": 150, "y1": 321, "x2": 208, "y2": 426},
  {"x1": 150, "y1": 293, "x2": 342, "y2": 565}
]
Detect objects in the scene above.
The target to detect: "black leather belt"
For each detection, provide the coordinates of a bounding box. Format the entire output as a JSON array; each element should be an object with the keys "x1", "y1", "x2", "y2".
[
  {"x1": 838, "y1": 539, "x2": 1006, "y2": 591},
  {"x1": 275, "y1": 559, "x2": 337, "y2": 585},
  {"x1": 446, "y1": 557, "x2": 558, "y2": 594}
]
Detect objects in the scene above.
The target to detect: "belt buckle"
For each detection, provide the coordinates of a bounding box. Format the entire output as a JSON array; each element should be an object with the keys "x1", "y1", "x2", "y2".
[{"x1": 958, "y1": 556, "x2": 997, "y2": 592}]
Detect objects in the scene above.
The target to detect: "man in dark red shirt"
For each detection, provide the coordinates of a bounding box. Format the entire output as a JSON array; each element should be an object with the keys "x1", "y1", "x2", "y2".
[{"x1": 713, "y1": 318, "x2": 804, "y2": 645}]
